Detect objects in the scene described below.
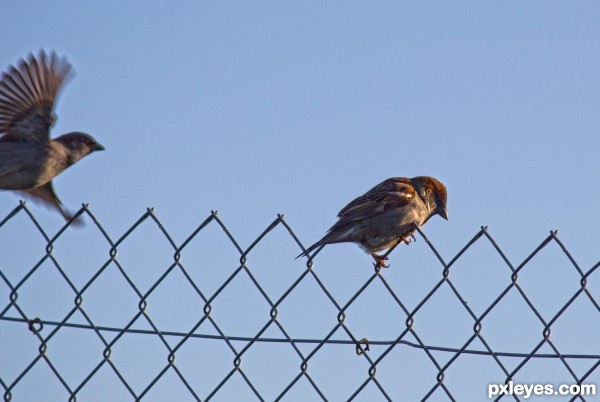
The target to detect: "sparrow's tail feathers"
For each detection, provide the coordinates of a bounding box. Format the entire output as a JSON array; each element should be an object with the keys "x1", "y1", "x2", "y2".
[
  {"x1": 296, "y1": 223, "x2": 358, "y2": 259},
  {"x1": 296, "y1": 240, "x2": 323, "y2": 259}
]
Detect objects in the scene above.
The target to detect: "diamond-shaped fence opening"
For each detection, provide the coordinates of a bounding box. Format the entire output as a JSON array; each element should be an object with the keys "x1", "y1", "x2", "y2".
[{"x1": 1, "y1": 203, "x2": 600, "y2": 402}]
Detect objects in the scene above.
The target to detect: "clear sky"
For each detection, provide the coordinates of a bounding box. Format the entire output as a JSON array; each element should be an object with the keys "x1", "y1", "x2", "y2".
[{"x1": 1, "y1": 2, "x2": 599, "y2": 401}]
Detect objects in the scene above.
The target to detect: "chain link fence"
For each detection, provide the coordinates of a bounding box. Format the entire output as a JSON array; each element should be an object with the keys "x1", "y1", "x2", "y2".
[{"x1": 1, "y1": 202, "x2": 599, "y2": 401}]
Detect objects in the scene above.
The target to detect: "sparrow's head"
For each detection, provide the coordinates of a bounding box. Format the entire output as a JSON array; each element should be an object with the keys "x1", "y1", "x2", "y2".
[
  {"x1": 55, "y1": 132, "x2": 105, "y2": 164},
  {"x1": 411, "y1": 176, "x2": 448, "y2": 220}
]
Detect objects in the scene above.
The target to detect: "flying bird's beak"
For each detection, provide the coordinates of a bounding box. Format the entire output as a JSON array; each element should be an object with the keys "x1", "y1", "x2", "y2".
[
  {"x1": 94, "y1": 143, "x2": 105, "y2": 151},
  {"x1": 440, "y1": 208, "x2": 448, "y2": 220}
]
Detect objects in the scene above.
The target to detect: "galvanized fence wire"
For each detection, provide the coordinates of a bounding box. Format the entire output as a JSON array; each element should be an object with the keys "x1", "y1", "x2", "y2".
[{"x1": 1, "y1": 202, "x2": 599, "y2": 401}]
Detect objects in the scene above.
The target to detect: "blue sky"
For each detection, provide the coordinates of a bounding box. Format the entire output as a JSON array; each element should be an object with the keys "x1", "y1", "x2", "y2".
[{"x1": 1, "y1": 2, "x2": 599, "y2": 401}]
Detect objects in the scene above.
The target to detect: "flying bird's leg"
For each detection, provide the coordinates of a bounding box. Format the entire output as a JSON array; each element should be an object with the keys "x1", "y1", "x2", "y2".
[{"x1": 371, "y1": 253, "x2": 389, "y2": 269}]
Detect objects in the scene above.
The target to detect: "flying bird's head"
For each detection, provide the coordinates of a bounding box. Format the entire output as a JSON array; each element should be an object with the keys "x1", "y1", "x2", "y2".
[
  {"x1": 55, "y1": 132, "x2": 105, "y2": 164},
  {"x1": 411, "y1": 176, "x2": 448, "y2": 220}
]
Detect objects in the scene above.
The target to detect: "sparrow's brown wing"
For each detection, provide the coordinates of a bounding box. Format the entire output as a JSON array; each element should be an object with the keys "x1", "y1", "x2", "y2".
[
  {"x1": 0, "y1": 51, "x2": 73, "y2": 144},
  {"x1": 336, "y1": 177, "x2": 416, "y2": 224},
  {"x1": 18, "y1": 182, "x2": 82, "y2": 224},
  {"x1": 296, "y1": 177, "x2": 417, "y2": 258}
]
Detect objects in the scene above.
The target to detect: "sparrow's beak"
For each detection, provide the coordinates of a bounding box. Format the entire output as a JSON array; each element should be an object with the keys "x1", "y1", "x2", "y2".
[
  {"x1": 439, "y1": 208, "x2": 448, "y2": 220},
  {"x1": 94, "y1": 143, "x2": 106, "y2": 151}
]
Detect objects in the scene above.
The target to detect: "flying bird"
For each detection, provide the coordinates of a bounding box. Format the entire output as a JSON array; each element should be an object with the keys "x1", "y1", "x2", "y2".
[
  {"x1": 0, "y1": 50, "x2": 104, "y2": 222},
  {"x1": 298, "y1": 176, "x2": 448, "y2": 268}
]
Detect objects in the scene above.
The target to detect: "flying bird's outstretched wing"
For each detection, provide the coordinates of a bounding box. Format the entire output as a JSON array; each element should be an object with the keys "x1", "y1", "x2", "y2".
[{"x1": 0, "y1": 50, "x2": 73, "y2": 143}]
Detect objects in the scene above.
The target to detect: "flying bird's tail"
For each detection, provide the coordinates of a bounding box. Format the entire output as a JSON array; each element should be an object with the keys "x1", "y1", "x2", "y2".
[{"x1": 17, "y1": 183, "x2": 84, "y2": 226}]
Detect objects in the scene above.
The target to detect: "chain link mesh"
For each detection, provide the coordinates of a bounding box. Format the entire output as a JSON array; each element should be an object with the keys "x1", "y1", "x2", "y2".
[{"x1": 1, "y1": 202, "x2": 599, "y2": 401}]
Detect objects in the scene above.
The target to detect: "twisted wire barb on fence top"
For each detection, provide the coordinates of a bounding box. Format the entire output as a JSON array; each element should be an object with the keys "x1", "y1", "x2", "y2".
[{"x1": 1, "y1": 202, "x2": 599, "y2": 401}]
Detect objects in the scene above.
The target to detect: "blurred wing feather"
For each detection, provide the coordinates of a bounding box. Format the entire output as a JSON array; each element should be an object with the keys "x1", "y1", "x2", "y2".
[{"x1": 0, "y1": 51, "x2": 73, "y2": 143}]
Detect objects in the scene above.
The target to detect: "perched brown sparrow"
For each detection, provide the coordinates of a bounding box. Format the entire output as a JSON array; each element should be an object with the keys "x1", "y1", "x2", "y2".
[
  {"x1": 298, "y1": 176, "x2": 448, "y2": 268},
  {"x1": 0, "y1": 51, "x2": 104, "y2": 222}
]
